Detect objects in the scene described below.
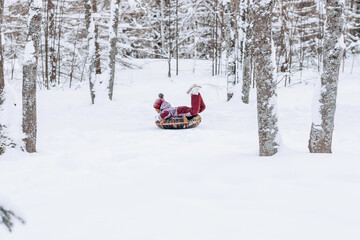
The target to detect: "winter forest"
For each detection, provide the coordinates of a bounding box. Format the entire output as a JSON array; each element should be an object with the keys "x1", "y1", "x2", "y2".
[{"x1": 1, "y1": 0, "x2": 360, "y2": 238}]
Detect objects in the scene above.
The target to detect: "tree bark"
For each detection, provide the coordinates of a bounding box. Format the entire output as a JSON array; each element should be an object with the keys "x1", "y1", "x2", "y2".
[
  {"x1": 308, "y1": 0, "x2": 344, "y2": 153},
  {"x1": 253, "y1": 0, "x2": 280, "y2": 156},
  {"x1": 0, "y1": 0, "x2": 4, "y2": 94},
  {"x1": 84, "y1": 0, "x2": 96, "y2": 103},
  {"x1": 241, "y1": 0, "x2": 252, "y2": 104},
  {"x1": 22, "y1": 0, "x2": 42, "y2": 153},
  {"x1": 108, "y1": 0, "x2": 120, "y2": 100},
  {"x1": 48, "y1": 0, "x2": 56, "y2": 86},
  {"x1": 92, "y1": 0, "x2": 101, "y2": 75},
  {"x1": 226, "y1": 1, "x2": 238, "y2": 101},
  {"x1": 0, "y1": 0, "x2": 5, "y2": 155}
]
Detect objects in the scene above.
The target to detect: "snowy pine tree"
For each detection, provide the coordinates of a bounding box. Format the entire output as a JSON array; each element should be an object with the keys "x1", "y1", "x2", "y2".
[{"x1": 308, "y1": 0, "x2": 345, "y2": 153}]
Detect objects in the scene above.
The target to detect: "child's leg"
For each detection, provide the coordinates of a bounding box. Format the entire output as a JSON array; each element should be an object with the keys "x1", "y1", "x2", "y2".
[
  {"x1": 198, "y1": 93, "x2": 206, "y2": 113},
  {"x1": 189, "y1": 94, "x2": 201, "y2": 116}
]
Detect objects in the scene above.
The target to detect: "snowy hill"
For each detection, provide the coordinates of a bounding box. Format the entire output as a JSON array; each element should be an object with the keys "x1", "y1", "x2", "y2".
[{"x1": 0, "y1": 58, "x2": 360, "y2": 240}]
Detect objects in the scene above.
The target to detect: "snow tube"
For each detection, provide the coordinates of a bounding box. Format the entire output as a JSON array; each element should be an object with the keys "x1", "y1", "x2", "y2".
[{"x1": 155, "y1": 115, "x2": 201, "y2": 129}]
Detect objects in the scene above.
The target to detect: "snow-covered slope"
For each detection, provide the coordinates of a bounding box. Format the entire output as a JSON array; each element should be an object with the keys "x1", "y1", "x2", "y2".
[{"x1": 0, "y1": 58, "x2": 359, "y2": 240}]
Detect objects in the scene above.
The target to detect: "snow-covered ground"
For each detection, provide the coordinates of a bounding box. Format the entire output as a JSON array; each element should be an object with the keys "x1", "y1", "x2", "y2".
[{"x1": 1, "y1": 57, "x2": 360, "y2": 240}]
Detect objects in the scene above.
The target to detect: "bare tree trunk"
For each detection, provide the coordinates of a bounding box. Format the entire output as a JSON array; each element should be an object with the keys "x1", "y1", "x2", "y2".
[
  {"x1": 226, "y1": 1, "x2": 238, "y2": 101},
  {"x1": 69, "y1": 14, "x2": 81, "y2": 88},
  {"x1": 44, "y1": 0, "x2": 49, "y2": 89},
  {"x1": 192, "y1": 0, "x2": 198, "y2": 74},
  {"x1": 241, "y1": 0, "x2": 252, "y2": 104},
  {"x1": 108, "y1": 0, "x2": 120, "y2": 100},
  {"x1": 22, "y1": 0, "x2": 42, "y2": 153},
  {"x1": 0, "y1": 0, "x2": 3, "y2": 92},
  {"x1": 56, "y1": 0, "x2": 65, "y2": 85},
  {"x1": 0, "y1": 0, "x2": 5, "y2": 155},
  {"x1": 167, "y1": 0, "x2": 172, "y2": 78},
  {"x1": 92, "y1": 0, "x2": 101, "y2": 75},
  {"x1": 308, "y1": 0, "x2": 344, "y2": 153},
  {"x1": 84, "y1": 0, "x2": 96, "y2": 103},
  {"x1": 253, "y1": 0, "x2": 280, "y2": 156},
  {"x1": 214, "y1": 0, "x2": 218, "y2": 75},
  {"x1": 175, "y1": 0, "x2": 179, "y2": 75},
  {"x1": 48, "y1": 0, "x2": 56, "y2": 87},
  {"x1": 160, "y1": 0, "x2": 166, "y2": 54}
]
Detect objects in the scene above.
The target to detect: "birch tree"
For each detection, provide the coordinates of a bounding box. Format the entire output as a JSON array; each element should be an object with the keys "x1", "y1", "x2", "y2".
[
  {"x1": 22, "y1": 0, "x2": 42, "y2": 153},
  {"x1": 108, "y1": 0, "x2": 120, "y2": 101},
  {"x1": 252, "y1": 0, "x2": 280, "y2": 156},
  {"x1": 308, "y1": 0, "x2": 344, "y2": 153}
]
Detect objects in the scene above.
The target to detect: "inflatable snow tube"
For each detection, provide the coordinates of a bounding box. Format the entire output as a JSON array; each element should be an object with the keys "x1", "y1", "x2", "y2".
[{"x1": 155, "y1": 115, "x2": 201, "y2": 129}]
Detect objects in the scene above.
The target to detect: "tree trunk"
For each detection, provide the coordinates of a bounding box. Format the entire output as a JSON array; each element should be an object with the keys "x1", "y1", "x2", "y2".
[
  {"x1": 253, "y1": 0, "x2": 280, "y2": 156},
  {"x1": 108, "y1": 0, "x2": 120, "y2": 100},
  {"x1": 0, "y1": 0, "x2": 4, "y2": 94},
  {"x1": 0, "y1": 0, "x2": 5, "y2": 155},
  {"x1": 308, "y1": 0, "x2": 344, "y2": 153},
  {"x1": 175, "y1": 0, "x2": 179, "y2": 76},
  {"x1": 48, "y1": 0, "x2": 56, "y2": 87},
  {"x1": 226, "y1": 1, "x2": 238, "y2": 101},
  {"x1": 192, "y1": 0, "x2": 198, "y2": 74},
  {"x1": 167, "y1": 0, "x2": 172, "y2": 78},
  {"x1": 22, "y1": 0, "x2": 42, "y2": 153},
  {"x1": 160, "y1": 0, "x2": 166, "y2": 55},
  {"x1": 92, "y1": 0, "x2": 101, "y2": 75},
  {"x1": 241, "y1": 0, "x2": 252, "y2": 104},
  {"x1": 84, "y1": 0, "x2": 96, "y2": 103}
]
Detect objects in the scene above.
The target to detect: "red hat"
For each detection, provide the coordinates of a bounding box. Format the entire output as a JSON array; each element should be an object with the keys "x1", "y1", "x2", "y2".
[{"x1": 153, "y1": 98, "x2": 164, "y2": 110}]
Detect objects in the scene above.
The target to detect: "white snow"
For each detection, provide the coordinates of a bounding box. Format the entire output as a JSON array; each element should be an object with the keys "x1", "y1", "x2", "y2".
[
  {"x1": 1, "y1": 57, "x2": 360, "y2": 240},
  {"x1": 0, "y1": 83, "x2": 24, "y2": 148},
  {"x1": 23, "y1": 41, "x2": 36, "y2": 64},
  {"x1": 311, "y1": 77, "x2": 324, "y2": 128}
]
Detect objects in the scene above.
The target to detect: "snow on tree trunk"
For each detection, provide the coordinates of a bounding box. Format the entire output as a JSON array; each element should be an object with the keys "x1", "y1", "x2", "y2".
[
  {"x1": 108, "y1": 0, "x2": 120, "y2": 101},
  {"x1": 22, "y1": 0, "x2": 42, "y2": 153},
  {"x1": 252, "y1": 0, "x2": 280, "y2": 156},
  {"x1": 308, "y1": 0, "x2": 344, "y2": 153},
  {"x1": 84, "y1": 0, "x2": 96, "y2": 104},
  {"x1": 241, "y1": 0, "x2": 253, "y2": 104}
]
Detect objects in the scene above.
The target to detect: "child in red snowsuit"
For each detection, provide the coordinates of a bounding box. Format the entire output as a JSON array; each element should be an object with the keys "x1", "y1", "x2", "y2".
[{"x1": 153, "y1": 85, "x2": 206, "y2": 120}]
